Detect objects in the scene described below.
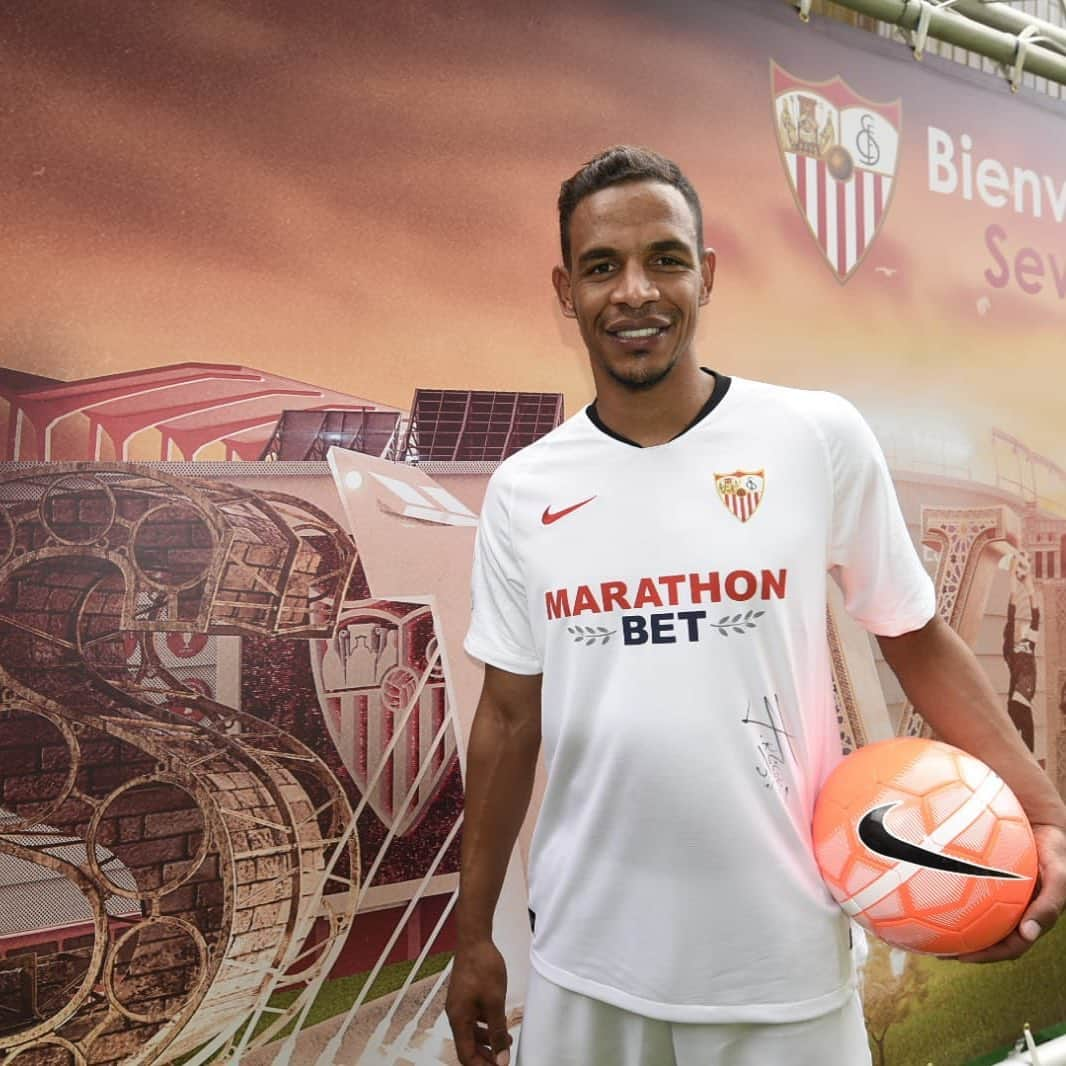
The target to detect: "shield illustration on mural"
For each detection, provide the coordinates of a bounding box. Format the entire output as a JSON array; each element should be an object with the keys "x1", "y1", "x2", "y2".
[
  {"x1": 771, "y1": 62, "x2": 901, "y2": 283},
  {"x1": 310, "y1": 599, "x2": 458, "y2": 837}
]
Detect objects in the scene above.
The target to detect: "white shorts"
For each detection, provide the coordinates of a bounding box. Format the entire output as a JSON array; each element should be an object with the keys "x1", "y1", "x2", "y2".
[{"x1": 515, "y1": 967, "x2": 872, "y2": 1066}]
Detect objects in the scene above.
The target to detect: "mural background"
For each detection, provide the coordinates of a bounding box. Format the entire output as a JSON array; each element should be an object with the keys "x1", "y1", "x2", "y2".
[{"x1": 0, "y1": 1, "x2": 1064, "y2": 1063}]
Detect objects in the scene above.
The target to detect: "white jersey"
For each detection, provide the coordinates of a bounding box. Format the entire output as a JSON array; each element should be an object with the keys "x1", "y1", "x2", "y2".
[{"x1": 464, "y1": 373, "x2": 935, "y2": 1024}]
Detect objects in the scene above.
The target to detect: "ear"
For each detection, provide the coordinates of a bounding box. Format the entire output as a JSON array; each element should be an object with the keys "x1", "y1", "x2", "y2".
[
  {"x1": 699, "y1": 248, "x2": 716, "y2": 306},
  {"x1": 552, "y1": 265, "x2": 577, "y2": 318}
]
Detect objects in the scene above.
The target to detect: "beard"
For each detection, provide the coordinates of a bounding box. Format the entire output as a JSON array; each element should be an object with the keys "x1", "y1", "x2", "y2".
[{"x1": 602, "y1": 351, "x2": 679, "y2": 391}]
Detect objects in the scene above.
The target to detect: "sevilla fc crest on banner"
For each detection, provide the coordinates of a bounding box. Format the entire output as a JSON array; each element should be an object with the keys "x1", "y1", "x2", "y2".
[
  {"x1": 716, "y1": 470, "x2": 765, "y2": 523},
  {"x1": 310, "y1": 599, "x2": 457, "y2": 837},
  {"x1": 772, "y1": 62, "x2": 901, "y2": 283}
]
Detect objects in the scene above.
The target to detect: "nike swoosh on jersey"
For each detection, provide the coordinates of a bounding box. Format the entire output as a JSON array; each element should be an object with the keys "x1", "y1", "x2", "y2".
[
  {"x1": 541, "y1": 496, "x2": 596, "y2": 525},
  {"x1": 858, "y1": 802, "x2": 1026, "y2": 879}
]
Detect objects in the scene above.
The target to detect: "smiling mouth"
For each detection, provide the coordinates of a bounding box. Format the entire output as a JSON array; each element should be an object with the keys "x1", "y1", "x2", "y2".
[
  {"x1": 614, "y1": 327, "x2": 662, "y2": 338},
  {"x1": 608, "y1": 325, "x2": 670, "y2": 340}
]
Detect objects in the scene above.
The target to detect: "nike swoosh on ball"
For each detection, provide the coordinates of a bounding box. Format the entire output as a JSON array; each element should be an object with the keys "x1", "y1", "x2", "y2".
[{"x1": 858, "y1": 802, "x2": 1026, "y2": 879}]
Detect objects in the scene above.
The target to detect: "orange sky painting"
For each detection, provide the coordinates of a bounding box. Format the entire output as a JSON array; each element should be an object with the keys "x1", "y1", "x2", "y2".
[{"x1": 1, "y1": 0, "x2": 1064, "y2": 462}]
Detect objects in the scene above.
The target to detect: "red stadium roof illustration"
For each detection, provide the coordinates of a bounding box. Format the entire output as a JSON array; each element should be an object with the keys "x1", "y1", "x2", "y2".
[{"x1": 0, "y1": 362, "x2": 401, "y2": 462}]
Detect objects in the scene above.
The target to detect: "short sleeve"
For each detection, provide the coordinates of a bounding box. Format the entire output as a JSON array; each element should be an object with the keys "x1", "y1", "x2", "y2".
[
  {"x1": 823, "y1": 395, "x2": 936, "y2": 636},
  {"x1": 464, "y1": 469, "x2": 542, "y2": 674}
]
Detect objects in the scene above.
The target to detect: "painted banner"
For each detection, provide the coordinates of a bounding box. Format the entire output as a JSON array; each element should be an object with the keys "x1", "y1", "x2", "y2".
[{"x1": 0, "y1": 1, "x2": 1064, "y2": 1063}]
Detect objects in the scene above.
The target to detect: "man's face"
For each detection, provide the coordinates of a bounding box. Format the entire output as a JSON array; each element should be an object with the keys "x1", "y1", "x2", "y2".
[{"x1": 553, "y1": 181, "x2": 714, "y2": 391}]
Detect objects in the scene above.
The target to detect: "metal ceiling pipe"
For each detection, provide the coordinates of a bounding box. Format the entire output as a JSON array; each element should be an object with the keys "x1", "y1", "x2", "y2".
[
  {"x1": 951, "y1": 0, "x2": 1066, "y2": 57},
  {"x1": 805, "y1": 0, "x2": 1066, "y2": 86}
]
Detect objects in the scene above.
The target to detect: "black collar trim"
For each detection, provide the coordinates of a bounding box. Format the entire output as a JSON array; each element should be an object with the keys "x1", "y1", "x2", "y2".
[{"x1": 586, "y1": 369, "x2": 732, "y2": 448}]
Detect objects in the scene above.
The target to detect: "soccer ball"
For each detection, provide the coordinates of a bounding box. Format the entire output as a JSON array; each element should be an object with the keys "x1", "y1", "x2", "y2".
[
  {"x1": 824, "y1": 144, "x2": 855, "y2": 183},
  {"x1": 812, "y1": 737, "x2": 1037, "y2": 955}
]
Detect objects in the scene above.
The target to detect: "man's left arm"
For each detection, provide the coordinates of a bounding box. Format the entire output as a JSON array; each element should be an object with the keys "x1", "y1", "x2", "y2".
[{"x1": 879, "y1": 614, "x2": 1066, "y2": 963}]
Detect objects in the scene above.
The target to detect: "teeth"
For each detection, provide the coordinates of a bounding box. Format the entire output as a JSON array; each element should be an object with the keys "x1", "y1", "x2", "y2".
[{"x1": 615, "y1": 327, "x2": 662, "y2": 338}]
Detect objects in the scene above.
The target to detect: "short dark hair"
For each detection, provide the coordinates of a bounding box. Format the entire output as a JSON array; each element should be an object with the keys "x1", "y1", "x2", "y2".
[{"x1": 557, "y1": 145, "x2": 704, "y2": 267}]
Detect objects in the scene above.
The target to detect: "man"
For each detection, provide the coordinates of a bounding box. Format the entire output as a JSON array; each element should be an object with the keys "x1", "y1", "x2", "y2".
[
  {"x1": 445, "y1": 146, "x2": 1066, "y2": 1066},
  {"x1": 1003, "y1": 551, "x2": 1039, "y2": 752}
]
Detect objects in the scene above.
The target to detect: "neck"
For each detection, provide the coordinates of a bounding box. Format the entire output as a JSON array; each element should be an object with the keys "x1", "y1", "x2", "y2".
[{"x1": 592, "y1": 360, "x2": 715, "y2": 447}]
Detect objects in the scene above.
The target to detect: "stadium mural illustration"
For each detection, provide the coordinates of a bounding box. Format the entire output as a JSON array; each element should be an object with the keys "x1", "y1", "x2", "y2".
[{"x1": 1, "y1": 1, "x2": 1064, "y2": 1063}]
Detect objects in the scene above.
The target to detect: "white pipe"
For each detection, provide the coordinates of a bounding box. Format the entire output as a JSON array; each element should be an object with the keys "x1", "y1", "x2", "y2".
[
  {"x1": 951, "y1": 0, "x2": 1066, "y2": 57},
  {"x1": 799, "y1": 0, "x2": 1066, "y2": 85}
]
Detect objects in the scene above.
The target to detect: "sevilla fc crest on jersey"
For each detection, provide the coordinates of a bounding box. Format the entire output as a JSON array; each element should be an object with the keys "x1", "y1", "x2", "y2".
[
  {"x1": 716, "y1": 470, "x2": 765, "y2": 523},
  {"x1": 772, "y1": 62, "x2": 901, "y2": 283}
]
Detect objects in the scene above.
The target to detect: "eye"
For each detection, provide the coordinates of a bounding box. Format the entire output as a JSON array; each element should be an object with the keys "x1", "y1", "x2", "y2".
[
  {"x1": 585, "y1": 262, "x2": 615, "y2": 276},
  {"x1": 652, "y1": 255, "x2": 685, "y2": 268}
]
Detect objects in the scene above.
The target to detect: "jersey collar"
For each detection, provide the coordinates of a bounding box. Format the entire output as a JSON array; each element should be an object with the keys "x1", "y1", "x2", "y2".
[{"x1": 585, "y1": 368, "x2": 732, "y2": 448}]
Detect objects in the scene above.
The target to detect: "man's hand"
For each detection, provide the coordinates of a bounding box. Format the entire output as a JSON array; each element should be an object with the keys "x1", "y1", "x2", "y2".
[
  {"x1": 446, "y1": 939, "x2": 512, "y2": 1065},
  {"x1": 954, "y1": 822, "x2": 1066, "y2": 963}
]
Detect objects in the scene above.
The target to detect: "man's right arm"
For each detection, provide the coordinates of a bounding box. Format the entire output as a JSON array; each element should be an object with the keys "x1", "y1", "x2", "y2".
[{"x1": 446, "y1": 664, "x2": 542, "y2": 1066}]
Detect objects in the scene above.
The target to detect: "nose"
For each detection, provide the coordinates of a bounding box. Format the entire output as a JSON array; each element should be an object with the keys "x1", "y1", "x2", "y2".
[{"x1": 610, "y1": 260, "x2": 659, "y2": 308}]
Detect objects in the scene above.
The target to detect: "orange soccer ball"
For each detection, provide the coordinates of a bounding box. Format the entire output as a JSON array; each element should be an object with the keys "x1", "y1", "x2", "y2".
[{"x1": 813, "y1": 738, "x2": 1038, "y2": 955}]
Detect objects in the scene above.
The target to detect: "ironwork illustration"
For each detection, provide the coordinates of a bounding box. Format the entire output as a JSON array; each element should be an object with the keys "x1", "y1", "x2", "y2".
[{"x1": 0, "y1": 465, "x2": 362, "y2": 1064}]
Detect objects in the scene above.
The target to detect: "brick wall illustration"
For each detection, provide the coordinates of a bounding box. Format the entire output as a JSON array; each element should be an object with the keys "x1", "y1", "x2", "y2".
[{"x1": 0, "y1": 466, "x2": 362, "y2": 1064}]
